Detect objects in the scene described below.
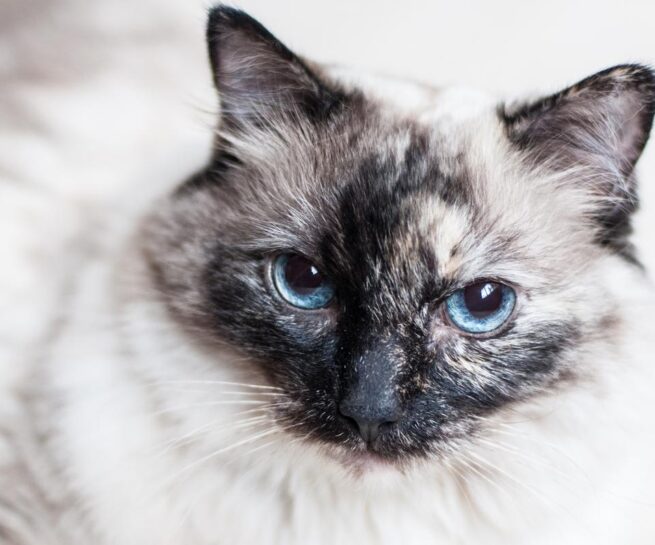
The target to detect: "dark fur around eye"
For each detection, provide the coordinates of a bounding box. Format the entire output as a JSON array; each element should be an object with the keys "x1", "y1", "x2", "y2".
[
  {"x1": 141, "y1": 7, "x2": 648, "y2": 464},
  {"x1": 146, "y1": 138, "x2": 585, "y2": 463}
]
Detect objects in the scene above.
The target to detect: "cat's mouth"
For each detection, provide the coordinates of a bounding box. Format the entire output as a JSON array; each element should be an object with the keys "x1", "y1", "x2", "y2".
[
  {"x1": 324, "y1": 418, "x2": 434, "y2": 469},
  {"x1": 276, "y1": 402, "x2": 440, "y2": 467},
  {"x1": 338, "y1": 448, "x2": 399, "y2": 472}
]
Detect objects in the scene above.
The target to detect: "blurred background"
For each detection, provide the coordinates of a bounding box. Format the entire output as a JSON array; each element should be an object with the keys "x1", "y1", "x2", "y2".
[{"x1": 1, "y1": 0, "x2": 654, "y2": 361}]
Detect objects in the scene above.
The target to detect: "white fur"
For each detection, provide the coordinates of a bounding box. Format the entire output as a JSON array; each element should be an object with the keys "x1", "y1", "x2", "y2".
[
  {"x1": 2, "y1": 2, "x2": 655, "y2": 544},
  {"x1": 21, "y1": 205, "x2": 655, "y2": 545}
]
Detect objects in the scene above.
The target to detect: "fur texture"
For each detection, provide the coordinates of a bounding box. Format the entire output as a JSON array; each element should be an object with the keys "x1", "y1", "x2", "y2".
[{"x1": 2, "y1": 5, "x2": 655, "y2": 545}]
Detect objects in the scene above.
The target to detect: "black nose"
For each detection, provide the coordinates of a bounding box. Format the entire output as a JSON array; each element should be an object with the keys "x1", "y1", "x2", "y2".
[{"x1": 339, "y1": 402, "x2": 400, "y2": 443}]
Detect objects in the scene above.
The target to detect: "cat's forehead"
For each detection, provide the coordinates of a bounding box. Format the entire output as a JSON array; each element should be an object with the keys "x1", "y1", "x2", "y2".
[
  {"x1": 213, "y1": 75, "x2": 589, "y2": 290},
  {"x1": 310, "y1": 96, "x2": 525, "y2": 279},
  {"x1": 325, "y1": 66, "x2": 496, "y2": 122}
]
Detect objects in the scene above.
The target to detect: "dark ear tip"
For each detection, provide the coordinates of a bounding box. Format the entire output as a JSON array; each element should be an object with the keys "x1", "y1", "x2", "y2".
[
  {"x1": 206, "y1": 5, "x2": 266, "y2": 40},
  {"x1": 574, "y1": 64, "x2": 655, "y2": 106},
  {"x1": 207, "y1": 5, "x2": 248, "y2": 26},
  {"x1": 500, "y1": 63, "x2": 655, "y2": 126},
  {"x1": 595, "y1": 63, "x2": 655, "y2": 86},
  {"x1": 604, "y1": 63, "x2": 655, "y2": 136},
  {"x1": 205, "y1": 5, "x2": 277, "y2": 84}
]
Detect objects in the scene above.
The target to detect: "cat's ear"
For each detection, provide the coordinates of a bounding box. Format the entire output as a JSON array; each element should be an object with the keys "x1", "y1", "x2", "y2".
[
  {"x1": 501, "y1": 64, "x2": 655, "y2": 249},
  {"x1": 206, "y1": 6, "x2": 343, "y2": 131}
]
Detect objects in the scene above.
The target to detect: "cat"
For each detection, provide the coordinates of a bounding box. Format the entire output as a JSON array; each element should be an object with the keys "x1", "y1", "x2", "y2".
[{"x1": 2, "y1": 5, "x2": 655, "y2": 544}]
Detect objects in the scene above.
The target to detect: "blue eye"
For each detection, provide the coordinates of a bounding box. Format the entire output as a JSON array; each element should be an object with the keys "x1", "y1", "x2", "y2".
[
  {"x1": 272, "y1": 254, "x2": 335, "y2": 309},
  {"x1": 444, "y1": 281, "x2": 516, "y2": 334}
]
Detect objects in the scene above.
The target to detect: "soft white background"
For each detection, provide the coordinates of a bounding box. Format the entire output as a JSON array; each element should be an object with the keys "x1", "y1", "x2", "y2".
[{"x1": 1, "y1": 0, "x2": 654, "y2": 344}]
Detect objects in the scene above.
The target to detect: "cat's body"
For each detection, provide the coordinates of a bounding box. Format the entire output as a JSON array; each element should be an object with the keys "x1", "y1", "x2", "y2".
[
  {"x1": 3, "y1": 6, "x2": 655, "y2": 545},
  {"x1": 3, "y1": 185, "x2": 655, "y2": 545}
]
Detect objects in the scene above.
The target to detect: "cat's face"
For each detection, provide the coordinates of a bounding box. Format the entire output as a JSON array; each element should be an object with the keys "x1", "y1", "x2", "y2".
[{"x1": 142, "y1": 8, "x2": 655, "y2": 466}]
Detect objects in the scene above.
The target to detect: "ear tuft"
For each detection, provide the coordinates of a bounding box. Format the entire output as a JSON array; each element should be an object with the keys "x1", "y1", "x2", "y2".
[
  {"x1": 502, "y1": 64, "x2": 655, "y2": 177},
  {"x1": 501, "y1": 64, "x2": 655, "y2": 256},
  {"x1": 206, "y1": 6, "x2": 343, "y2": 130}
]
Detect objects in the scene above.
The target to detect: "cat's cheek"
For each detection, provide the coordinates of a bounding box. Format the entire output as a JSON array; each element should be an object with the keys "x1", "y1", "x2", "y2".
[
  {"x1": 424, "y1": 321, "x2": 478, "y2": 379},
  {"x1": 426, "y1": 313, "x2": 468, "y2": 351}
]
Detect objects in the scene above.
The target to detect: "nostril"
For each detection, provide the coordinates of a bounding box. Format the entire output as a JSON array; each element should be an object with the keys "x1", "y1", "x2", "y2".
[
  {"x1": 338, "y1": 411, "x2": 361, "y2": 433},
  {"x1": 338, "y1": 403, "x2": 400, "y2": 444},
  {"x1": 377, "y1": 420, "x2": 395, "y2": 435}
]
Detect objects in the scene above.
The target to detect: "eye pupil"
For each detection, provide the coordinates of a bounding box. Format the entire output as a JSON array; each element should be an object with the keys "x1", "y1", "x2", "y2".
[
  {"x1": 272, "y1": 254, "x2": 335, "y2": 309},
  {"x1": 444, "y1": 280, "x2": 516, "y2": 335},
  {"x1": 464, "y1": 282, "x2": 503, "y2": 318},
  {"x1": 284, "y1": 255, "x2": 324, "y2": 294}
]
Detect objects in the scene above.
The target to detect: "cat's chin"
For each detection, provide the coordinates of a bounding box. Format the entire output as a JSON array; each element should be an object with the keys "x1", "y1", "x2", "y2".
[
  {"x1": 329, "y1": 445, "x2": 413, "y2": 477},
  {"x1": 338, "y1": 453, "x2": 399, "y2": 479}
]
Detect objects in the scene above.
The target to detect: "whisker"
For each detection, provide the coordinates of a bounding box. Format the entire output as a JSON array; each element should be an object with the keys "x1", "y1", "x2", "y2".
[
  {"x1": 480, "y1": 425, "x2": 593, "y2": 483},
  {"x1": 159, "y1": 427, "x2": 281, "y2": 492},
  {"x1": 149, "y1": 400, "x2": 272, "y2": 418},
  {"x1": 465, "y1": 449, "x2": 572, "y2": 522},
  {"x1": 456, "y1": 455, "x2": 524, "y2": 520},
  {"x1": 150, "y1": 380, "x2": 283, "y2": 391},
  {"x1": 157, "y1": 415, "x2": 271, "y2": 455},
  {"x1": 154, "y1": 387, "x2": 283, "y2": 397},
  {"x1": 475, "y1": 437, "x2": 575, "y2": 484}
]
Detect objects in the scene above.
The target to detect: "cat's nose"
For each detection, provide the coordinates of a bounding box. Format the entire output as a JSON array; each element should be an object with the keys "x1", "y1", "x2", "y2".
[
  {"x1": 338, "y1": 335, "x2": 404, "y2": 444},
  {"x1": 338, "y1": 401, "x2": 400, "y2": 443}
]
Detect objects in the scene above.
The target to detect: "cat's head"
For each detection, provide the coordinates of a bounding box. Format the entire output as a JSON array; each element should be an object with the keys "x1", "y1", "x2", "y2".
[{"x1": 142, "y1": 7, "x2": 655, "y2": 467}]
